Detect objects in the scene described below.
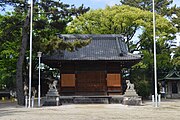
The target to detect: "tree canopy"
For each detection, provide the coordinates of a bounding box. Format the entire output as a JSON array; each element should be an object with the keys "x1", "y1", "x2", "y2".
[
  {"x1": 120, "y1": 0, "x2": 180, "y2": 32},
  {"x1": 120, "y1": 0, "x2": 174, "y2": 15},
  {"x1": 0, "y1": 13, "x2": 22, "y2": 90},
  {"x1": 172, "y1": 46, "x2": 180, "y2": 69}
]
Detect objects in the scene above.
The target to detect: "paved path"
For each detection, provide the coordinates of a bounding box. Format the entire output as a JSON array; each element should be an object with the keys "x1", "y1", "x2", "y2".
[{"x1": 0, "y1": 99, "x2": 180, "y2": 120}]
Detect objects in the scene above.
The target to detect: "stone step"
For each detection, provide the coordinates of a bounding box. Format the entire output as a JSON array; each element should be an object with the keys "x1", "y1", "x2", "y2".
[
  {"x1": 74, "y1": 97, "x2": 110, "y2": 104},
  {"x1": 43, "y1": 100, "x2": 61, "y2": 106},
  {"x1": 59, "y1": 96, "x2": 124, "y2": 104}
]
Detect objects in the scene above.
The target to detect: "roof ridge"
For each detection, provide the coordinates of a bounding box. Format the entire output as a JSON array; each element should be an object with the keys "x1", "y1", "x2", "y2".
[
  {"x1": 115, "y1": 37, "x2": 123, "y2": 56},
  {"x1": 59, "y1": 34, "x2": 124, "y2": 39}
]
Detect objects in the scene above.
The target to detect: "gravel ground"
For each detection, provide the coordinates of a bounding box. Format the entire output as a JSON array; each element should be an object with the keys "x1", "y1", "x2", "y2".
[{"x1": 0, "y1": 99, "x2": 180, "y2": 120}]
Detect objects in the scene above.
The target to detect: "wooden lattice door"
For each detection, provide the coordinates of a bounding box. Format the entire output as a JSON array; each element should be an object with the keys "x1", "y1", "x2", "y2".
[
  {"x1": 107, "y1": 73, "x2": 122, "y2": 95},
  {"x1": 76, "y1": 71, "x2": 106, "y2": 95}
]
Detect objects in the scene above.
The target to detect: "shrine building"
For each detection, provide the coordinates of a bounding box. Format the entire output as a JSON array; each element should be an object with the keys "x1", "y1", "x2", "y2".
[{"x1": 42, "y1": 34, "x2": 141, "y2": 97}]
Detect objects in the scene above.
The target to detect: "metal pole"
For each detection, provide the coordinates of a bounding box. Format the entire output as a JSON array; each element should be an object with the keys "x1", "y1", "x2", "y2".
[
  {"x1": 25, "y1": 96, "x2": 28, "y2": 108},
  {"x1": 32, "y1": 96, "x2": 34, "y2": 108},
  {"x1": 158, "y1": 94, "x2": 161, "y2": 106},
  {"x1": 28, "y1": 0, "x2": 33, "y2": 108},
  {"x1": 152, "y1": 0, "x2": 158, "y2": 107},
  {"x1": 37, "y1": 52, "x2": 42, "y2": 107},
  {"x1": 38, "y1": 55, "x2": 40, "y2": 107},
  {"x1": 152, "y1": 95, "x2": 155, "y2": 106}
]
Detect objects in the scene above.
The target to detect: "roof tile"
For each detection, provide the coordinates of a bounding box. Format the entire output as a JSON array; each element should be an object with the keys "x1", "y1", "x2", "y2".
[{"x1": 43, "y1": 34, "x2": 141, "y2": 61}]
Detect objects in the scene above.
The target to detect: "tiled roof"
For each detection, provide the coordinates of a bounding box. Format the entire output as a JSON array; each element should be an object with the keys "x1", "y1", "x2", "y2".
[
  {"x1": 164, "y1": 69, "x2": 180, "y2": 81},
  {"x1": 43, "y1": 34, "x2": 141, "y2": 61}
]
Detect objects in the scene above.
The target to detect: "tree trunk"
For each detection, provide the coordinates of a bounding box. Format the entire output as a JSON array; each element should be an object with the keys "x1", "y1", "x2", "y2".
[{"x1": 16, "y1": 13, "x2": 30, "y2": 105}]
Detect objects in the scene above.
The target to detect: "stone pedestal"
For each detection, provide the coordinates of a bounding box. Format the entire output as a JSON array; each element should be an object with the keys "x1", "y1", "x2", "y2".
[
  {"x1": 123, "y1": 96, "x2": 142, "y2": 105},
  {"x1": 123, "y1": 90, "x2": 142, "y2": 105},
  {"x1": 43, "y1": 88, "x2": 61, "y2": 106},
  {"x1": 124, "y1": 89, "x2": 138, "y2": 97}
]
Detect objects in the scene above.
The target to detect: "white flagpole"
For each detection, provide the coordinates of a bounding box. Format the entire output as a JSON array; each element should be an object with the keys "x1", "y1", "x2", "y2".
[
  {"x1": 28, "y1": 0, "x2": 33, "y2": 108},
  {"x1": 152, "y1": 0, "x2": 158, "y2": 107},
  {"x1": 37, "y1": 0, "x2": 41, "y2": 108}
]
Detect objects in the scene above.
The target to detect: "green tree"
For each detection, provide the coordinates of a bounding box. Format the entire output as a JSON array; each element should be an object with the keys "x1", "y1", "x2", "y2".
[
  {"x1": 120, "y1": 0, "x2": 173, "y2": 16},
  {"x1": 171, "y1": 7, "x2": 180, "y2": 32},
  {"x1": 0, "y1": 0, "x2": 90, "y2": 105},
  {"x1": 120, "y1": 0, "x2": 180, "y2": 31},
  {"x1": 0, "y1": 14, "x2": 22, "y2": 90},
  {"x1": 172, "y1": 46, "x2": 180, "y2": 69},
  {"x1": 0, "y1": 41, "x2": 18, "y2": 90}
]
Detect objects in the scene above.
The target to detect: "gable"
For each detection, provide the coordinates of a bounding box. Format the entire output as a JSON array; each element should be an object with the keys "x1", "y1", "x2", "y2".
[{"x1": 164, "y1": 69, "x2": 180, "y2": 80}]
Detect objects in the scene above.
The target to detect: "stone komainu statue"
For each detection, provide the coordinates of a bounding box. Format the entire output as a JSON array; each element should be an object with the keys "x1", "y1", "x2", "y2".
[
  {"x1": 126, "y1": 80, "x2": 134, "y2": 90},
  {"x1": 24, "y1": 82, "x2": 28, "y2": 96},
  {"x1": 49, "y1": 80, "x2": 58, "y2": 90}
]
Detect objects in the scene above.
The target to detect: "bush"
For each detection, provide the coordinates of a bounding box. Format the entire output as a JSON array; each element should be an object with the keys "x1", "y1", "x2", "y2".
[{"x1": 134, "y1": 80, "x2": 151, "y2": 99}]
